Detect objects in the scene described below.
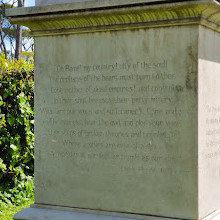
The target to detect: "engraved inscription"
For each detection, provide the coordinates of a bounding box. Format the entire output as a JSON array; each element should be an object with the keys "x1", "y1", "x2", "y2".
[
  {"x1": 204, "y1": 105, "x2": 220, "y2": 159},
  {"x1": 36, "y1": 59, "x2": 192, "y2": 176}
]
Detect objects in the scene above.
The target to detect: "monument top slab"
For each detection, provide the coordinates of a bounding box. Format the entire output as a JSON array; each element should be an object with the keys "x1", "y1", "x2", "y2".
[
  {"x1": 7, "y1": 0, "x2": 218, "y2": 18},
  {"x1": 6, "y1": 0, "x2": 220, "y2": 36},
  {"x1": 35, "y1": 0, "x2": 215, "y2": 6}
]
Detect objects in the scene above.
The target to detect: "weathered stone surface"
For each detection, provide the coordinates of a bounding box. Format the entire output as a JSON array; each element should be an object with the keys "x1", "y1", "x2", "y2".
[
  {"x1": 198, "y1": 25, "x2": 220, "y2": 219},
  {"x1": 33, "y1": 25, "x2": 199, "y2": 219}
]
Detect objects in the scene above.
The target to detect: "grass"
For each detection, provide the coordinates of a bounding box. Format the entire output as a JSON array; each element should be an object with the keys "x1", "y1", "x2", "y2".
[{"x1": 0, "y1": 198, "x2": 34, "y2": 220}]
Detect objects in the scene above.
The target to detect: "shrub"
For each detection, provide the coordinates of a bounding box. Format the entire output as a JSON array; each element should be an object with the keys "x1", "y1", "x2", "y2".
[{"x1": 0, "y1": 54, "x2": 34, "y2": 205}]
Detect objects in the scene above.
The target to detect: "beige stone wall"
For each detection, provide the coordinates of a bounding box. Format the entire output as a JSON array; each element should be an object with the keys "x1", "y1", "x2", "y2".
[
  {"x1": 34, "y1": 25, "x2": 199, "y2": 219},
  {"x1": 198, "y1": 25, "x2": 220, "y2": 219},
  {"x1": 6, "y1": 1, "x2": 220, "y2": 219}
]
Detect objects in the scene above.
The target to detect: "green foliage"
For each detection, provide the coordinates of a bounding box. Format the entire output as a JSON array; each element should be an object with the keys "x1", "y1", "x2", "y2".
[
  {"x1": 22, "y1": 51, "x2": 34, "y2": 61},
  {"x1": 0, "y1": 197, "x2": 34, "y2": 220},
  {"x1": 0, "y1": 54, "x2": 34, "y2": 205},
  {"x1": 3, "y1": 27, "x2": 32, "y2": 39}
]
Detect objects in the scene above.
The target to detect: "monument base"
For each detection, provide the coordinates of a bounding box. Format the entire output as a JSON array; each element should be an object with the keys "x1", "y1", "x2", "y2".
[{"x1": 13, "y1": 204, "x2": 220, "y2": 220}]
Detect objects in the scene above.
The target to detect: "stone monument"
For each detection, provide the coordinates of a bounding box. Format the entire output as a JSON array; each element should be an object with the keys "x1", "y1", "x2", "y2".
[{"x1": 6, "y1": 0, "x2": 220, "y2": 219}]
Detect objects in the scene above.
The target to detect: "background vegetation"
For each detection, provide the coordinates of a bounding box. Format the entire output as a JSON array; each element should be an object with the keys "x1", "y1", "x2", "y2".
[
  {"x1": 0, "y1": 198, "x2": 33, "y2": 219},
  {"x1": 0, "y1": 55, "x2": 34, "y2": 211},
  {"x1": 0, "y1": 2, "x2": 34, "y2": 219},
  {"x1": 0, "y1": 0, "x2": 34, "y2": 60}
]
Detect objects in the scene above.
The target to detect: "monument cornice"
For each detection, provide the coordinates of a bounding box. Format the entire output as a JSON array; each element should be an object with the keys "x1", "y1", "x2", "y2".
[{"x1": 6, "y1": 1, "x2": 220, "y2": 36}]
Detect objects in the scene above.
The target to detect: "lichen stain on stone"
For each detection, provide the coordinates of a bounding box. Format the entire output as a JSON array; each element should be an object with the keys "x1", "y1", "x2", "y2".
[
  {"x1": 185, "y1": 46, "x2": 198, "y2": 93},
  {"x1": 185, "y1": 71, "x2": 198, "y2": 93}
]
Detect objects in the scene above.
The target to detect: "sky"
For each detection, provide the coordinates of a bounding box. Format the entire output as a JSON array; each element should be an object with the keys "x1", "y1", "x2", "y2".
[
  {"x1": 25, "y1": 0, "x2": 35, "y2": 7},
  {"x1": 6, "y1": 0, "x2": 35, "y2": 7}
]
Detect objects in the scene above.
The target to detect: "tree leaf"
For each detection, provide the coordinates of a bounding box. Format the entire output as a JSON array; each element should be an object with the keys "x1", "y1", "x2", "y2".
[
  {"x1": 7, "y1": 116, "x2": 15, "y2": 126},
  {"x1": 10, "y1": 144, "x2": 17, "y2": 151},
  {"x1": 0, "y1": 95, "x2": 3, "y2": 106}
]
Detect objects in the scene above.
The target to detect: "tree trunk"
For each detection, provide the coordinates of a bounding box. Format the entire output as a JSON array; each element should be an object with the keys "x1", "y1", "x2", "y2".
[
  {"x1": 0, "y1": 23, "x2": 7, "y2": 58},
  {"x1": 15, "y1": 0, "x2": 24, "y2": 60}
]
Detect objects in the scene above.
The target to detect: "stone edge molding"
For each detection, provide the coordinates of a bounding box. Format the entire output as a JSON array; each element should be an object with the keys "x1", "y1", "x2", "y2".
[
  {"x1": 14, "y1": 204, "x2": 176, "y2": 220},
  {"x1": 35, "y1": 0, "x2": 194, "y2": 7},
  {"x1": 6, "y1": 0, "x2": 220, "y2": 36},
  {"x1": 13, "y1": 204, "x2": 220, "y2": 220},
  {"x1": 13, "y1": 207, "x2": 138, "y2": 220}
]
